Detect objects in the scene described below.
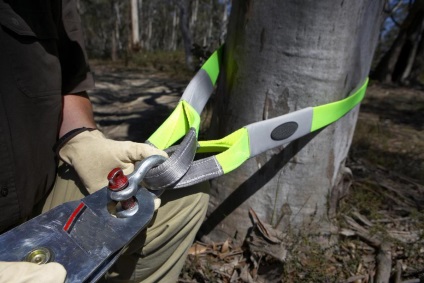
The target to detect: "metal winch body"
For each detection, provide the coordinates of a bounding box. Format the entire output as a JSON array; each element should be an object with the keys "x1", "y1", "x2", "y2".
[{"x1": 0, "y1": 155, "x2": 166, "y2": 282}]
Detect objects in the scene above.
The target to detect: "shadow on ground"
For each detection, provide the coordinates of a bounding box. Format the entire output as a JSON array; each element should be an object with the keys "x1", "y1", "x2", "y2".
[
  {"x1": 87, "y1": 65, "x2": 424, "y2": 282},
  {"x1": 88, "y1": 66, "x2": 188, "y2": 142},
  {"x1": 360, "y1": 84, "x2": 423, "y2": 131}
]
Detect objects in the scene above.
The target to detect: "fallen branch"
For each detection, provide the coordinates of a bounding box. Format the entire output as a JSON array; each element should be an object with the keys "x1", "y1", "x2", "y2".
[
  {"x1": 375, "y1": 242, "x2": 392, "y2": 283},
  {"x1": 345, "y1": 274, "x2": 367, "y2": 282},
  {"x1": 342, "y1": 215, "x2": 392, "y2": 283},
  {"x1": 395, "y1": 260, "x2": 402, "y2": 283}
]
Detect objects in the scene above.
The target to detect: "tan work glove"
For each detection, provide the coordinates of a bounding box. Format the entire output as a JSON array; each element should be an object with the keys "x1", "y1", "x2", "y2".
[
  {"x1": 0, "y1": 261, "x2": 66, "y2": 283},
  {"x1": 57, "y1": 128, "x2": 168, "y2": 195}
]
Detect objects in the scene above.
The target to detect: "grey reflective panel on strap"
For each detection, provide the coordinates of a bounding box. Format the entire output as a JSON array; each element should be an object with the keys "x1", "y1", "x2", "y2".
[
  {"x1": 144, "y1": 129, "x2": 225, "y2": 189},
  {"x1": 144, "y1": 128, "x2": 198, "y2": 189},
  {"x1": 181, "y1": 69, "x2": 215, "y2": 114},
  {"x1": 173, "y1": 156, "x2": 224, "y2": 188},
  {"x1": 246, "y1": 107, "x2": 313, "y2": 157}
]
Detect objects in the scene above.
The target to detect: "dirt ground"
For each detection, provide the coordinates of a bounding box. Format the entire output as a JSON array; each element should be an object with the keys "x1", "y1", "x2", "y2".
[
  {"x1": 88, "y1": 63, "x2": 185, "y2": 142},
  {"x1": 87, "y1": 63, "x2": 424, "y2": 283}
]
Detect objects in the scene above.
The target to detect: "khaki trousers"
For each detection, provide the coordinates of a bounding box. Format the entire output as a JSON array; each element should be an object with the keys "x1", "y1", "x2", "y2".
[{"x1": 40, "y1": 162, "x2": 209, "y2": 283}]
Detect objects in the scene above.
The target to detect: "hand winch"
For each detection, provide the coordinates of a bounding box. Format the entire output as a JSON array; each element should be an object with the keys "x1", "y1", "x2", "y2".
[{"x1": 0, "y1": 155, "x2": 166, "y2": 282}]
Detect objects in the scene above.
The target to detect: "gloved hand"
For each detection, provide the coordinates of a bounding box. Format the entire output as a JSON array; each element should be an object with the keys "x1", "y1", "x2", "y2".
[
  {"x1": 0, "y1": 261, "x2": 66, "y2": 283},
  {"x1": 57, "y1": 128, "x2": 168, "y2": 194}
]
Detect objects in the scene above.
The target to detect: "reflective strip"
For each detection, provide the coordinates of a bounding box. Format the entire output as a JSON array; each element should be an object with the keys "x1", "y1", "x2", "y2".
[
  {"x1": 147, "y1": 49, "x2": 221, "y2": 148},
  {"x1": 173, "y1": 156, "x2": 224, "y2": 188},
  {"x1": 144, "y1": 128, "x2": 198, "y2": 189},
  {"x1": 246, "y1": 108, "x2": 313, "y2": 158},
  {"x1": 181, "y1": 69, "x2": 214, "y2": 114},
  {"x1": 63, "y1": 202, "x2": 86, "y2": 232}
]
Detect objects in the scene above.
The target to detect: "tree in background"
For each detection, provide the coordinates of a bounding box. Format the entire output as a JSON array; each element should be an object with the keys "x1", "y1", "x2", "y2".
[
  {"x1": 372, "y1": 0, "x2": 424, "y2": 85},
  {"x1": 78, "y1": 0, "x2": 128, "y2": 59},
  {"x1": 178, "y1": 0, "x2": 194, "y2": 69},
  {"x1": 78, "y1": 0, "x2": 228, "y2": 67},
  {"x1": 200, "y1": 0, "x2": 385, "y2": 249},
  {"x1": 130, "y1": 0, "x2": 141, "y2": 52}
]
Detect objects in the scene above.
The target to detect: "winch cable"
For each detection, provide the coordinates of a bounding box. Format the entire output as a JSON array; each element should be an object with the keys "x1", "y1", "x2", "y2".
[{"x1": 143, "y1": 47, "x2": 368, "y2": 190}]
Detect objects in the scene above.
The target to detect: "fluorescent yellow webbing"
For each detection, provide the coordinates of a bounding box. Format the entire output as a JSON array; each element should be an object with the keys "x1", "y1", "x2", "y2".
[
  {"x1": 197, "y1": 128, "x2": 250, "y2": 174},
  {"x1": 148, "y1": 45, "x2": 369, "y2": 176},
  {"x1": 311, "y1": 78, "x2": 368, "y2": 131},
  {"x1": 147, "y1": 48, "x2": 222, "y2": 149},
  {"x1": 201, "y1": 48, "x2": 221, "y2": 85},
  {"x1": 147, "y1": 101, "x2": 200, "y2": 149}
]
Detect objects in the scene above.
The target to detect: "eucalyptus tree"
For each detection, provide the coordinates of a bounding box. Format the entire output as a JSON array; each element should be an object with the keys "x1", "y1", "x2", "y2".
[
  {"x1": 201, "y1": 0, "x2": 385, "y2": 245},
  {"x1": 130, "y1": 0, "x2": 141, "y2": 51}
]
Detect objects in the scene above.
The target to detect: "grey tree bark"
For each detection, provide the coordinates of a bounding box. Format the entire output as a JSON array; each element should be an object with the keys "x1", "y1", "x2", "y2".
[
  {"x1": 179, "y1": 0, "x2": 194, "y2": 70},
  {"x1": 202, "y1": 0, "x2": 214, "y2": 47},
  {"x1": 220, "y1": 0, "x2": 229, "y2": 44},
  {"x1": 201, "y1": 0, "x2": 385, "y2": 245},
  {"x1": 190, "y1": 0, "x2": 199, "y2": 39},
  {"x1": 170, "y1": 4, "x2": 179, "y2": 51},
  {"x1": 111, "y1": 1, "x2": 122, "y2": 61},
  {"x1": 130, "y1": 0, "x2": 140, "y2": 51},
  {"x1": 409, "y1": 29, "x2": 424, "y2": 84},
  {"x1": 144, "y1": 2, "x2": 153, "y2": 51}
]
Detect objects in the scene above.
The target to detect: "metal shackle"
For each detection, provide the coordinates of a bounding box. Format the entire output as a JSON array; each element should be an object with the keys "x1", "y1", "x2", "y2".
[{"x1": 107, "y1": 155, "x2": 167, "y2": 218}]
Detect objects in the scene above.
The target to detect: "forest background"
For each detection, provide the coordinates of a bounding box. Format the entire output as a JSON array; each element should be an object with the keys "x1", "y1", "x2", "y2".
[{"x1": 77, "y1": 1, "x2": 424, "y2": 282}]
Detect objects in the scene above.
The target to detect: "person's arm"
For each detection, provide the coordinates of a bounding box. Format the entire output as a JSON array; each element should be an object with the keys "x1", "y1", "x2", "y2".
[
  {"x1": 56, "y1": 92, "x2": 168, "y2": 193},
  {"x1": 59, "y1": 92, "x2": 97, "y2": 138}
]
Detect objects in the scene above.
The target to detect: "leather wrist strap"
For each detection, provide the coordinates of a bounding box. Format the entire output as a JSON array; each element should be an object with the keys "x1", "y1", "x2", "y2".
[{"x1": 54, "y1": 127, "x2": 97, "y2": 156}]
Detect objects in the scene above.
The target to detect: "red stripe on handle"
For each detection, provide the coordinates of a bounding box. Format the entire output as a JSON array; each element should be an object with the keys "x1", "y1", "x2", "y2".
[{"x1": 63, "y1": 202, "x2": 86, "y2": 232}]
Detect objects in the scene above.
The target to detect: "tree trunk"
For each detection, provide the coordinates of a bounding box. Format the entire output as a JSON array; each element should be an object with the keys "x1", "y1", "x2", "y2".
[
  {"x1": 179, "y1": 0, "x2": 194, "y2": 70},
  {"x1": 373, "y1": 31, "x2": 407, "y2": 83},
  {"x1": 201, "y1": 0, "x2": 384, "y2": 245},
  {"x1": 207, "y1": 0, "x2": 214, "y2": 44},
  {"x1": 220, "y1": 0, "x2": 229, "y2": 45},
  {"x1": 202, "y1": 0, "x2": 214, "y2": 47},
  {"x1": 372, "y1": 0, "x2": 424, "y2": 84},
  {"x1": 111, "y1": 1, "x2": 121, "y2": 61},
  {"x1": 170, "y1": 5, "x2": 179, "y2": 51},
  {"x1": 190, "y1": 0, "x2": 198, "y2": 39},
  {"x1": 138, "y1": 0, "x2": 144, "y2": 50},
  {"x1": 144, "y1": 2, "x2": 153, "y2": 51},
  {"x1": 130, "y1": 0, "x2": 140, "y2": 52},
  {"x1": 409, "y1": 29, "x2": 424, "y2": 84},
  {"x1": 392, "y1": 10, "x2": 424, "y2": 84},
  {"x1": 398, "y1": 17, "x2": 424, "y2": 84},
  {"x1": 111, "y1": 30, "x2": 117, "y2": 61}
]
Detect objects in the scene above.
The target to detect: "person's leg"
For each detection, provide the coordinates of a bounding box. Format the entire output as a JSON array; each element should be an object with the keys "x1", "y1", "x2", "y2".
[
  {"x1": 40, "y1": 162, "x2": 88, "y2": 213},
  {"x1": 103, "y1": 182, "x2": 209, "y2": 283},
  {"x1": 40, "y1": 162, "x2": 210, "y2": 283}
]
